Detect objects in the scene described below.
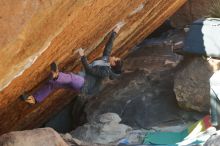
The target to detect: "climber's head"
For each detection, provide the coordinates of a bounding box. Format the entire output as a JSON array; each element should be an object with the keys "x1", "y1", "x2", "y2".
[{"x1": 109, "y1": 56, "x2": 123, "y2": 74}]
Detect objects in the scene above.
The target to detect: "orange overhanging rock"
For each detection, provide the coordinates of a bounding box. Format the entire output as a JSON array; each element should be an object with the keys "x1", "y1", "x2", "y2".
[{"x1": 0, "y1": 0, "x2": 186, "y2": 134}]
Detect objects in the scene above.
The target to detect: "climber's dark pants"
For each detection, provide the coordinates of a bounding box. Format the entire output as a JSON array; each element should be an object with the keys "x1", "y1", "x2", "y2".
[
  {"x1": 33, "y1": 72, "x2": 85, "y2": 103},
  {"x1": 210, "y1": 70, "x2": 220, "y2": 126}
]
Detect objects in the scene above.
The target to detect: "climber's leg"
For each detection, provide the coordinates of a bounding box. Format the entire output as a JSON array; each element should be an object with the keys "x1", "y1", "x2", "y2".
[
  {"x1": 32, "y1": 72, "x2": 84, "y2": 103},
  {"x1": 21, "y1": 72, "x2": 85, "y2": 104}
]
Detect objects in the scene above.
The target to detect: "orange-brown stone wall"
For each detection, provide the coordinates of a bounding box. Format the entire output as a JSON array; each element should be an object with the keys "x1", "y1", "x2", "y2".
[{"x1": 0, "y1": 0, "x2": 186, "y2": 134}]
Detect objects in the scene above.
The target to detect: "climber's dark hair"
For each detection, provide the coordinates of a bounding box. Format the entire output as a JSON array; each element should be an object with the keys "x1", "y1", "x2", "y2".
[{"x1": 111, "y1": 60, "x2": 123, "y2": 74}]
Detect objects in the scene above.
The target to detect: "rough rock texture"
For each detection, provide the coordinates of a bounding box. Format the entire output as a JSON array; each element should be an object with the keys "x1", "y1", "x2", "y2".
[
  {"x1": 64, "y1": 115, "x2": 147, "y2": 145},
  {"x1": 0, "y1": 128, "x2": 68, "y2": 146},
  {"x1": 62, "y1": 134, "x2": 115, "y2": 146},
  {"x1": 70, "y1": 113, "x2": 132, "y2": 144},
  {"x1": 77, "y1": 35, "x2": 185, "y2": 129},
  {"x1": 174, "y1": 57, "x2": 220, "y2": 112},
  {"x1": 0, "y1": 0, "x2": 186, "y2": 134},
  {"x1": 204, "y1": 131, "x2": 220, "y2": 146},
  {"x1": 63, "y1": 130, "x2": 147, "y2": 145},
  {"x1": 170, "y1": 0, "x2": 212, "y2": 28}
]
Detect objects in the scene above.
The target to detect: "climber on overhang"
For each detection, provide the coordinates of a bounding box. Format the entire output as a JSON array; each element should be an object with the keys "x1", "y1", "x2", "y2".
[{"x1": 20, "y1": 23, "x2": 124, "y2": 104}]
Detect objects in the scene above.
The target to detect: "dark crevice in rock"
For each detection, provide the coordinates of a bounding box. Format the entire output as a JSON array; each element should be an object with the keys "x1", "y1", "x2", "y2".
[
  {"x1": 42, "y1": 101, "x2": 75, "y2": 133},
  {"x1": 71, "y1": 96, "x2": 89, "y2": 130}
]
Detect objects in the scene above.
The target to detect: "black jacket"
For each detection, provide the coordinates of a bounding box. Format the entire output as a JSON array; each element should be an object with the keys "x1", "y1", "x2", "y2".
[{"x1": 81, "y1": 31, "x2": 119, "y2": 95}]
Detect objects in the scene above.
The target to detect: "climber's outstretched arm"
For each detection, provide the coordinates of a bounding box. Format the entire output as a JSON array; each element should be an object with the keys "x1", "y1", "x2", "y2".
[
  {"x1": 102, "y1": 22, "x2": 124, "y2": 61},
  {"x1": 102, "y1": 31, "x2": 117, "y2": 61}
]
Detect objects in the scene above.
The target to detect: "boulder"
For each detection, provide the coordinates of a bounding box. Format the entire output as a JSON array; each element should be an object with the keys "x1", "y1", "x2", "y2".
[
  {"x1": 62, "y1": 133, "x2": 116, "y2": 146},
  {"x1": 170, "y1": 0, "x2": 212, "y2": 28},
  {"x1": 98, "y1": 113, "x2": 122, "y2": 124},
  {"x1": 71, "y1": 113, "x2": 132, "y2": 144},
  {"x1": 174, "y1": 57, "x2": 220, "y2": 112},
  {"x1": 204, "y1": 131, "x2": 220, "y2": 146},
  {"x1": 0, "y1": 0, "x2": 187, "y2": 134},
  {"x1": 0, "y1": 128, "x2": 68, "y2": 146}
]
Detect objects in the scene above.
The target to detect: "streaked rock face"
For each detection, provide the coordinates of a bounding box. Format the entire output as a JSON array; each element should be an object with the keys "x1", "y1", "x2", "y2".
[{"x1": 0, "y1": 0, "x2": 186, "y2": 134}]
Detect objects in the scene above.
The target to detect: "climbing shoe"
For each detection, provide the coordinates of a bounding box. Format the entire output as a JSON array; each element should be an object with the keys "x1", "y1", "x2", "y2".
[
  {"x1": 50, "y1": 62, "x2": 59, "y2": 80},
  {"x1": 20, "y1": 92, "x2": 36, "y2": 104}
]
